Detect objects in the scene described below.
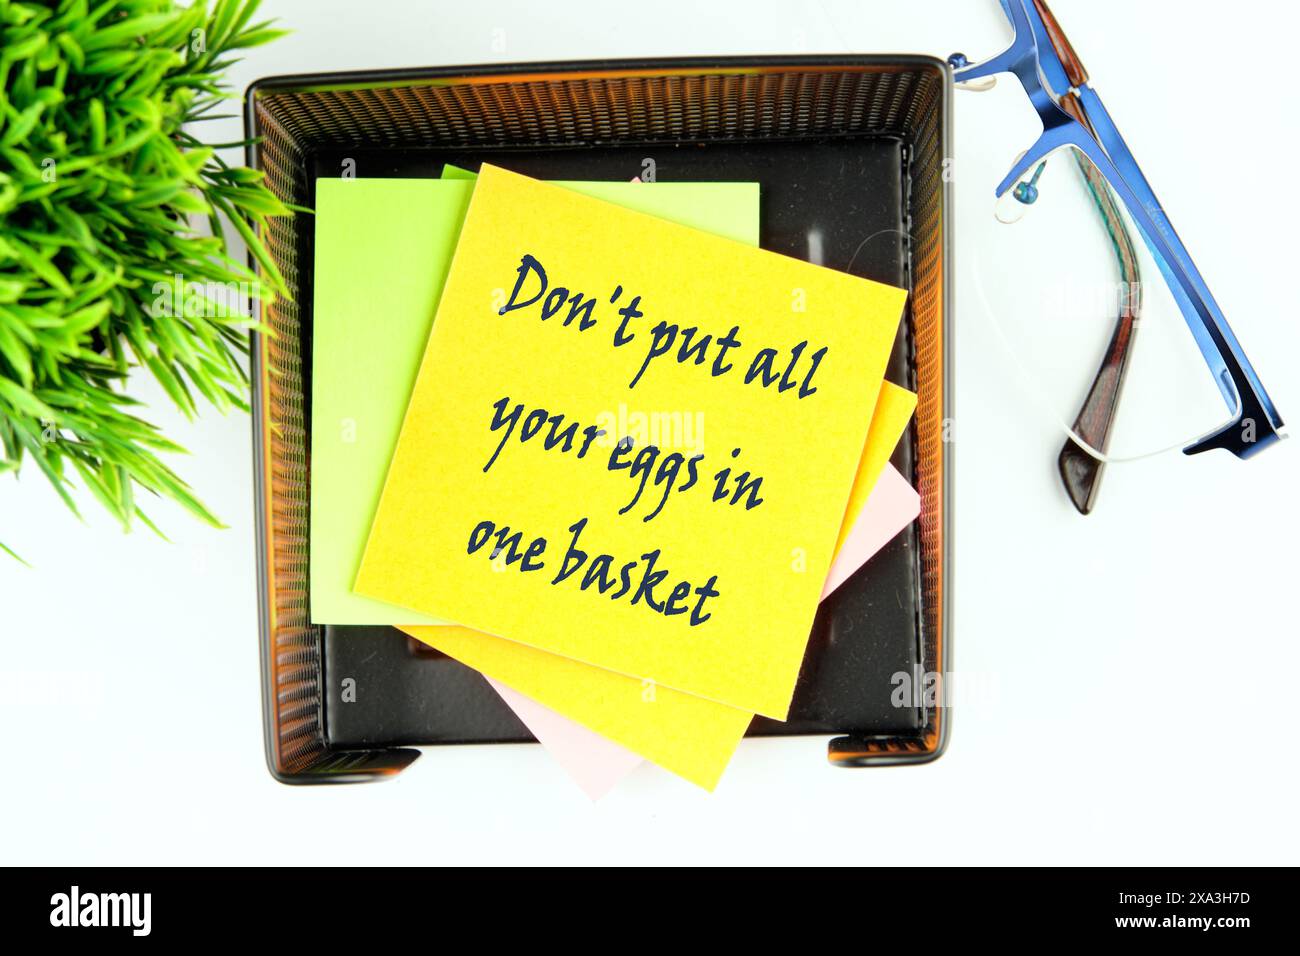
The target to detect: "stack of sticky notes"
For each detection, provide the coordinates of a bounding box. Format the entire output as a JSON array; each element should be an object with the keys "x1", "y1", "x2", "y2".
[{"x1": 310, "y1": 163, "x2": 919, "y2": 798}]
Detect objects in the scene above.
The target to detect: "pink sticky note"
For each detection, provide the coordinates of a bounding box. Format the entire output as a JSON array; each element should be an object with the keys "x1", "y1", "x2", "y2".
[
  {"x1": 483, "y1": 463, "x2": 916, "y2": 799},
  {"x1": 486, "y1": 676, "x2": 643, "y2": 800},
  {"x1": 821, "y1": 463, "x2": 920, "y2": 600}
]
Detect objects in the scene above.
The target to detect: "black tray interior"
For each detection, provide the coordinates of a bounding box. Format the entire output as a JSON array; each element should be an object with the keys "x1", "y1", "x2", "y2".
[{"x1": 309, "y1": 136, "x2": 924, "y2": 748}]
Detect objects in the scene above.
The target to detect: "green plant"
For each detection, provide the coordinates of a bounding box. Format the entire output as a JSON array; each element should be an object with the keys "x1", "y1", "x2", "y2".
[{"x1": 0, "y1": 0, "x2": 291, "y2": 559}]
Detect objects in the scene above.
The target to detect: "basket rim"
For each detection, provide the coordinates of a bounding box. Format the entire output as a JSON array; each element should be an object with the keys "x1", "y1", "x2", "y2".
[{"x1": 243, "y1": 54, "x2": 955, "y2": 780}]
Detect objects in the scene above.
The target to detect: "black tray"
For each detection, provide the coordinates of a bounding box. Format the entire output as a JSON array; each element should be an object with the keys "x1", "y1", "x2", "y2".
[{"x1": 246, "y1": 57, "x2": 954, "y2": 782}]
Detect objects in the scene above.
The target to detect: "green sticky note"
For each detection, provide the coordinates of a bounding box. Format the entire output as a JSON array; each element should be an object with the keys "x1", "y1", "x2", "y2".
[
  {"x1": 439, "y1": 164, "x2": 761, "y2": 239},
  {"x1": 310, "y1": 174, "x2": 760, "y2": 624},
  {"x1": 311, "y1": 179, "x2": 465, "y2": 625}
]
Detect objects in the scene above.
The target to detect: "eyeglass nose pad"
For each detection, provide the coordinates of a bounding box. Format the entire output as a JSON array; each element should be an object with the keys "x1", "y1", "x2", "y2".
[
  {"x1": 956, "y1": 75, "x2": 998, "y2": 93},
  {"x1": 995, "y1": 188, "x2": 1030, "y2": 224},
  {"x1": 993, "y1": 151, "x2": 1040, "y2": 223},
  {"x1": 953, "y1": 49, "x2": 1016, "y2": 88},
  {"x1": 995, "y1": 126, "x2": 1078, "y2": 199}
]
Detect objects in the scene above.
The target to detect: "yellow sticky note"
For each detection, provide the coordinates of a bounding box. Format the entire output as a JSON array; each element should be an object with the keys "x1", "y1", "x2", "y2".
[
  {"x1": 403, "y1": 624, "x2": 752, "y2": 790},
  {"x1": 397, "y1": 379, "x2": 916, "y2": 790},
  {"x1": 836, "y1": 380, "x2": 918, "y2": 555},
  {"x1": 357, "y1": 165, "x2": 907, "y2": 719}
]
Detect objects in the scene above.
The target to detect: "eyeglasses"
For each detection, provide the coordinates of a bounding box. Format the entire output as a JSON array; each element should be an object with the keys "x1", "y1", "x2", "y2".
[{"x1": 953, "y1": 0, "x2": 1285, "y2": 512}]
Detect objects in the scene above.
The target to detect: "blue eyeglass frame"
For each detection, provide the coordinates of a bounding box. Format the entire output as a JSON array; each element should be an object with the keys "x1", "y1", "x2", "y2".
[{"x1": 955, "y1": 0, "x2": 1284, "y2": 458}]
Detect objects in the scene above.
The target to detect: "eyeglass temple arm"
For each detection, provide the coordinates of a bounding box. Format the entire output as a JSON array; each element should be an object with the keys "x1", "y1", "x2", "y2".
[
  {"x1": 958, "y1": 0, "x2": 1284, "y2": 458},
  {"x1": 1032, "y1": 0, "x2": 1282, "y2": 453},
  {"x1": 1055, "y1": 92, "x2": 1141, "y2": 513},
  {"x1": 1073, "y1": 88, "x2": 1283, "y2": 443},
  {"x1": 1002, "y1": 122, "x2": 1281, "y2": 458},
  {"x1": 1033, "y1": 0, "x2": 1087, "y2": 87}
]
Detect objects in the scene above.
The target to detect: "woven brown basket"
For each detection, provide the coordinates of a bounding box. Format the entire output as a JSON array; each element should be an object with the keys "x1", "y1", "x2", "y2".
[{"x1": 245, "y1": 56, "x2": 953, "y2": 782}]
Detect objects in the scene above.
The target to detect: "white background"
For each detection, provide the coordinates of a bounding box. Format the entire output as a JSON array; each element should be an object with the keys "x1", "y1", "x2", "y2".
[{"x1": 2, "y1": 0, "x2": 1297, "y2": 865}]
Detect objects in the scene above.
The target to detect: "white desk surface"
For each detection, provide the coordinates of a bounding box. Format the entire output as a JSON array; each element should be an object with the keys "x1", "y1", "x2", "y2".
[{"x1": 2, "y1": 0, "x2": 1296, "y2": 865}]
